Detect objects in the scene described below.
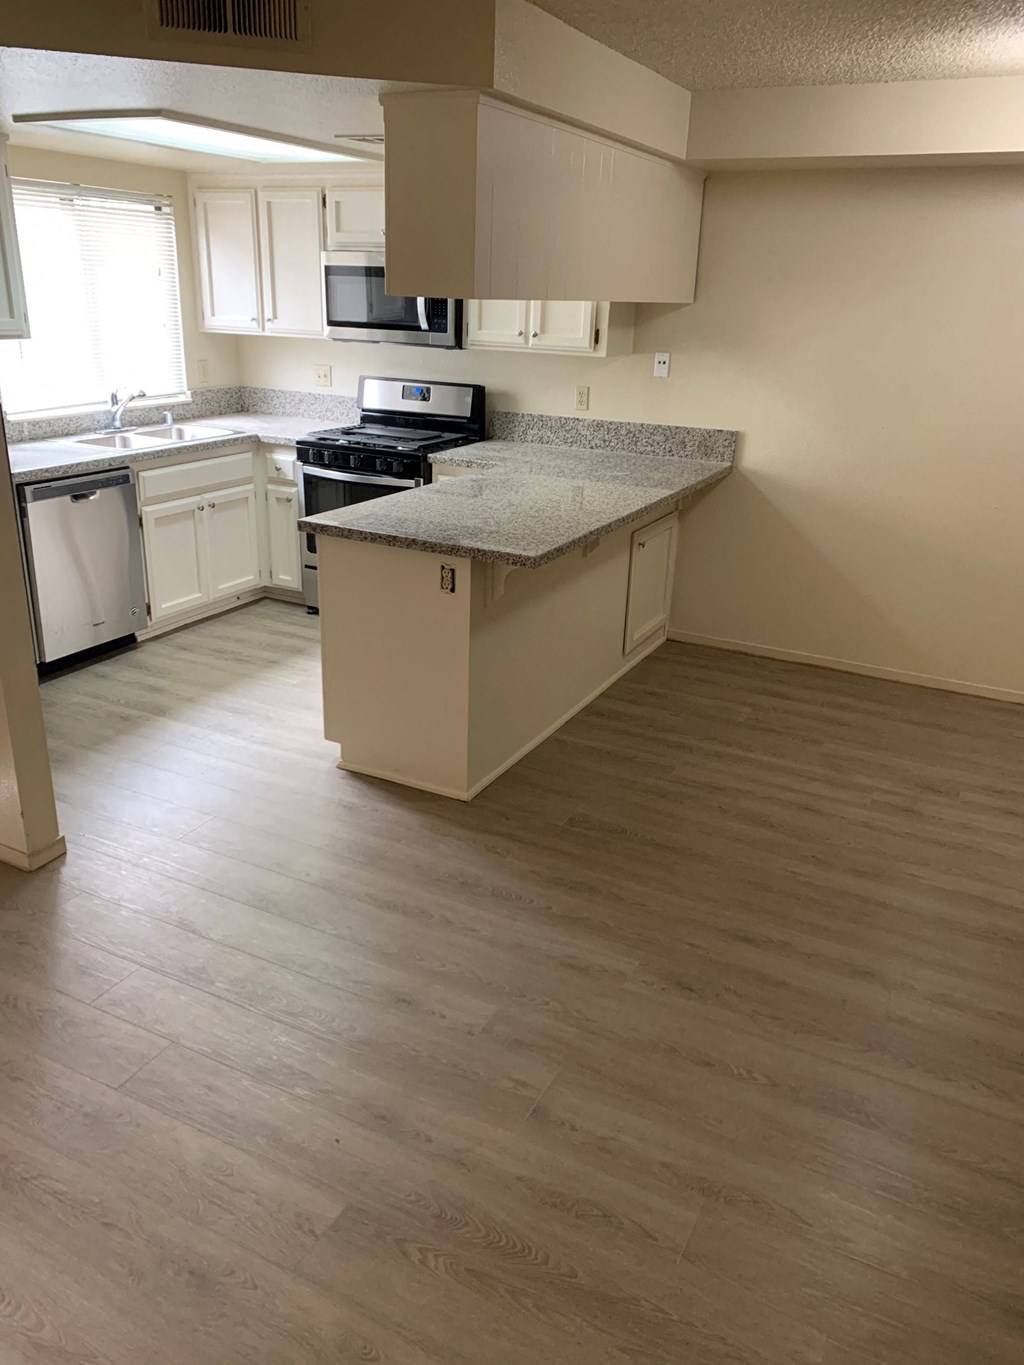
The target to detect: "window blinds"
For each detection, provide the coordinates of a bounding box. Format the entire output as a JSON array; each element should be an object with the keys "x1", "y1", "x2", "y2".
[{"x1": 0, "y1": 180, "x2": 187, "y2": 416}]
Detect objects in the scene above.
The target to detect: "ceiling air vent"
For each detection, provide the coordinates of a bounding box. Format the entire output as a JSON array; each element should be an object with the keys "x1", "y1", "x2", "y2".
[{"x1": 151, "y1": 0, "x2": 310, "y2": 48}]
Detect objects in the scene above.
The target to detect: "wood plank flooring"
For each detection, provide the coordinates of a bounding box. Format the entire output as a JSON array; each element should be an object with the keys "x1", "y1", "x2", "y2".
[{"x1": 0, "y1": 598, "x2": 1022, "y2": 1363}]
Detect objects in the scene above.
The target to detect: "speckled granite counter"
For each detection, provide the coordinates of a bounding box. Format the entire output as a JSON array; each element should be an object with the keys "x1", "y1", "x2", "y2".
[
  {"x1": 7, "y1": 413, "x2": 310, "y2": 484},
  {"x1": 300, "y1": 440, "x2": 732, "y2": 568}
]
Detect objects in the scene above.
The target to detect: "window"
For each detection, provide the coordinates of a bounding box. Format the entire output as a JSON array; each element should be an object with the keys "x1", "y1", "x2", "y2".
[{"x1": 0, "y1": 180, "x2": 187, "y2": 417}]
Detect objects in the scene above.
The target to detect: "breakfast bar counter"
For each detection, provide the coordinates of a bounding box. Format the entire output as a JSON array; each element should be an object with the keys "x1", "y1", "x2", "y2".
[{"x1": 301, "y1": 426, "x2": 736, "y2": 801}]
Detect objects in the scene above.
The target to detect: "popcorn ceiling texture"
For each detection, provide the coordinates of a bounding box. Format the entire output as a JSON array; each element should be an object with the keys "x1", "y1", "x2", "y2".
[{"x1": 530, "y1": 0, "x2": 1024, "y2": 88}]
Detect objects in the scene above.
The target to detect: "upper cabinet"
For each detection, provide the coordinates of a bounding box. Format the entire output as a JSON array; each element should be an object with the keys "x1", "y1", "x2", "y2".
[
  {"x1": 466, "y1": 300, "x2": 632, "y2": 357},
  {"x1": 324, "y1": 187, "x2": 385, "y2": 249},
  {"x1": 193, "y1": 182, "x2": 384, "y2": 339},
  {"x1": 0, "y1": 140, "x2": 30, "y2": 340},
  {"x1": 257, "y1": 187, "x2": 324, "y2": 338},
  {"x1": 194, "y1": 189, "x2": 262, "y2": 334}
]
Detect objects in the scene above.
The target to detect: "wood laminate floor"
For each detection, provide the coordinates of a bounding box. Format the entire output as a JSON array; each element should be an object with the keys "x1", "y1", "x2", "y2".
[{"x1": 0, "y1": 598, "x2": 1021, "y2": 1363}]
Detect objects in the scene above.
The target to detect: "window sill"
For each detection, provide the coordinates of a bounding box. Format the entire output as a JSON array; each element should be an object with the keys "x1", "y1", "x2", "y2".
[{"x1": 4, "y1": 393, "x2": 195, "y2": 422}]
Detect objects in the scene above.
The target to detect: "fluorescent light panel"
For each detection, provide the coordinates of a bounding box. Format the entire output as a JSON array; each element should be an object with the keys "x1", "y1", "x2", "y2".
[{"x1": 15, "y1": 111, "x2": 358, "y2": 163}]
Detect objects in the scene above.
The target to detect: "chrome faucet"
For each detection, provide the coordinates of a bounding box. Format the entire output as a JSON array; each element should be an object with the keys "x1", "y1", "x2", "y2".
[{"x1": 109, "y1": 387, "x2": 146, "y2": 429}]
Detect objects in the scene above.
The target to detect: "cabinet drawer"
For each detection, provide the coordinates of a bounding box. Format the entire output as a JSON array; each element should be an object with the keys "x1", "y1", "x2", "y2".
[
  {"x1": 137, "y1": 451, "x2": 254, "y2": 504},
  {"x1": 264, "y1": 449, "x2": 297, "y2": 483}
]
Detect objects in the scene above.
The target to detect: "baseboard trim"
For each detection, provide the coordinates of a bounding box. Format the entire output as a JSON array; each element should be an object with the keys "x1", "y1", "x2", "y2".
[
  {"x1": 0, "y1": 834, "x2": 67, "y2": 873},
  {"x1": 337, "y1": 632, "x2": 668, "y2": 802},
  {"x1": 665, "y1": 631, "x2": 1024, "y2": 706}
]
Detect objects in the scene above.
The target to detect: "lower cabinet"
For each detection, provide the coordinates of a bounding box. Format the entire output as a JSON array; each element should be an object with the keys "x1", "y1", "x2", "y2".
[
  {"x1": 266, "y1": 482, "x2": 302, "y2": 590},
  {"x1": 143, "y1": 483, "x2": 259, "y2": 623},
  {"x1": 623, "y1": 512, "x2": 678, "y2": 654}
]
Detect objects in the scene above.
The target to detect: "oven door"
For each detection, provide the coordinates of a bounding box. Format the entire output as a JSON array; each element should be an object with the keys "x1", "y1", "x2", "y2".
[{"x1": 298, "y1": 463, "x2": 422, "y2": 610}]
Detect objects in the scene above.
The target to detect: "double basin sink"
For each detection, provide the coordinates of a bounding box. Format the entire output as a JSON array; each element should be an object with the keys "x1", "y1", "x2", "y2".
[{"x1": 75, "y1": 423, "x2": 228, "y2": 451}]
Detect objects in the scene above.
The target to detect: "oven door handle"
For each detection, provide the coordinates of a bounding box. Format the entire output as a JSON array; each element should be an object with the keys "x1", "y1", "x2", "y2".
[{"x1": 301, "y1": 464, "x2": 423, "y2": 489}]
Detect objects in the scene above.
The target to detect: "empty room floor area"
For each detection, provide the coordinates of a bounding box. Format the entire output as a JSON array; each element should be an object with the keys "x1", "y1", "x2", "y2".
[{"x1": 0, "y1": 599, "x2": 1021, "y2": 1363}]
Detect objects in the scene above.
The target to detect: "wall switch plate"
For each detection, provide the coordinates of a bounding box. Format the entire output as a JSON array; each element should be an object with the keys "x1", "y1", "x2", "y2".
[
  {"x1": 196, "y1": 358, "x2": 209, "y2": 385},
  {"x1": 574, "y1": 384, "x2": 590, "y2": 412},
  {"x1": 653, "y1": 353, "x2": 671, "y2": 378},
  {"x1": 315, "y1": 364, "x2": 333, "y2": 388}
]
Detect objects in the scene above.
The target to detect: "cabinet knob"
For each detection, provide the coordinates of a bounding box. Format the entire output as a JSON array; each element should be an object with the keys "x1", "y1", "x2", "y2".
[
  {"x1": 251, "y1": 316, "x2": 258, "y2": 324},
  {"x1": 198, "y1": 504, "x2": 205, "y2": 512},
  {"x1": 531, "y1": 331, "x2": 539, "y2": 338},
  {"x1": 516, "y1": 329, "x2": 524, "y2": 337},
  {"x1": 286, "y1": 496, "x2": 293, "y2": 503},
  {"x1": 267, "y1": 315, "x2": 277, "y2": 323},
  {"x1": 208, "y1": 501, "x2": 216, "y2": 509},
  {"x1": 638, "y1": 540, "x2": 646, "y2": 549}
]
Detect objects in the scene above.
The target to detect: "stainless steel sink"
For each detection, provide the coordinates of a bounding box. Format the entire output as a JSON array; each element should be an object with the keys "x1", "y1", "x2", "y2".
[
  {"x1": 76, "y1": 431, "x2": 165, "y2": 450},
  {"x1": 134, "y1": 424, "x2": 228, "y2": 443},
  {"x1": 74, "y1": 423, "x2": 228, "y2": 450}
]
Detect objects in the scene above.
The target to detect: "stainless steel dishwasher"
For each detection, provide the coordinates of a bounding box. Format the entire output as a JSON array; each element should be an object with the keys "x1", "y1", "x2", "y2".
[{"x1": 19, "y1": 468, "x2": 147, "y2": 665}]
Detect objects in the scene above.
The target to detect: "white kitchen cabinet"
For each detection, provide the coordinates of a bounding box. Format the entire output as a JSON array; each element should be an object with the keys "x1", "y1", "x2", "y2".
[
  {"x1": 142, "y1": 495, "x2": 208, "y2": 622},
  {"x1": 528, "y1": 300, "x2": 596, "y2": 352},
  {"x1": 266, "y1": 482, "x2": 302, "y2": 590},
  {"x1": 623, "y1": 512, "x2": 678, "y2": 654},
  {"x1": 258, "y1": 187, "x2": 324, "y2": 337},
  {"x1": 205, "y1": 485, "x2": 261, "y2": 600},
  {"x1": 194, "y1": 189, "x2": 262, "y2": 333},
  {"x1": 324, "y1": 186, "x2": 385, "y2": 248},
  {"x1": 465, "y1": 299, "x2": 528, "y2": 348},
  {"x1": 467, "y1": 299, "x2": 615, "y2": 355},
  {"x1": 0, "y1": 141, "x2": 29, "y2": 339}
]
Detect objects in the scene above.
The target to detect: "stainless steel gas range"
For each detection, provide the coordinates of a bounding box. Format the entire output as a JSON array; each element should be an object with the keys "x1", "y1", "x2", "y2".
[{"x1": 295, "y1": 376, "x2": 486, "y2": 611}]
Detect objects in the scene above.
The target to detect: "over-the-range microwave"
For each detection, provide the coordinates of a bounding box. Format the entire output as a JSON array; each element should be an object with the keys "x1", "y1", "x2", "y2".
[{"x1": 322, "y1": 251, "x2": 462, "y2": 348}]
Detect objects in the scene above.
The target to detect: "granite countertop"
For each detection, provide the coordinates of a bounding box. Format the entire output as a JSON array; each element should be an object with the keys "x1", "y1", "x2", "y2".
[
  {"x1": 300, "y1": 441, "x2": 732, "y2": 568},
  {"x1": 7, "y1": 413, "x2": 310, "y2": 484}
]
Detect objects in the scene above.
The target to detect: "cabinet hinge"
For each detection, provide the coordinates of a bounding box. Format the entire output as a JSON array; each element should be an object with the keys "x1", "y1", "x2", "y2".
[
  {"x1": 322, "y1": 191, "x2": 327, "y2": 209},
  {"x1": 594, "y1": 327, "x2": 600, "y2": 346}
]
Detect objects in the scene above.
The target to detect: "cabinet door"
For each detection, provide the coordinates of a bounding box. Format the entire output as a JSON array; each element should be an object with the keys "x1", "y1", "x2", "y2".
[
  {"x1": 528, "y1": 300, "x2": 596, "y2": 353},
  {"x1": 465, "y1": 300, "x2": 528, "y2": 349},
  {"x1": 194, "y1": 189, "x2": 262, "y2": 332},
  {"x1": 204, "y1": 484, "x2": 261, "y2": 600},
  {"x1": 623, "y1": 513, "x2": 678, "y2": 654},
  {"x1": 142, "y1": 495, "x2": 208, "y2": 622},
  {"x1": 266, "y1": 483, "x2": 301, "y2": 590},
  {"x1": 324, "y1": 187, "x2": 385, "y2": 248},
  {"x1": 0, "y1": 152, "x2": 29, "y2": 339},
  {"x1": 258, "y1": 188, "x2": 324, "y2": 337}
]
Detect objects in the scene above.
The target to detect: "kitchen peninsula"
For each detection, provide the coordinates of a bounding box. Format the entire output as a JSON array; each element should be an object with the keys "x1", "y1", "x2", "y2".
[{"x1": 301, "y1": 422, "x2": 735, "y2": 800}]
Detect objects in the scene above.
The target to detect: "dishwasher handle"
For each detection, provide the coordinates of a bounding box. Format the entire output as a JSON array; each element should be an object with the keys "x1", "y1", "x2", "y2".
[{"x1": 21, "y1": 469, "x2": 134, "y2": 503}]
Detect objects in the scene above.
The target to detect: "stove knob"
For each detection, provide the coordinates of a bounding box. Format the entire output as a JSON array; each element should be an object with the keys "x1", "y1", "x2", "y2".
[
  {"x1": 376, "y1": 457, "x2": 389, "y2": 473},
  {"x1": 349, "y1": 453, "x2": 362, "y2": 470},
  {"x1": 391, "y1": 459, "x2": 404, "y2": 477}
]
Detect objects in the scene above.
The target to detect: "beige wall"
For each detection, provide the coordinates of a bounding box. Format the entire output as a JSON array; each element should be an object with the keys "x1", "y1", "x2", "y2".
[
  {"x1": 6, "y1": 144, "x2": 240, "y2": 398},
  {"x1": 664, "y1": 167, "x2": 1024, "y2": 702},
  {"x1": 0, "y1": 421, "x2": 63, "y2": 870}
]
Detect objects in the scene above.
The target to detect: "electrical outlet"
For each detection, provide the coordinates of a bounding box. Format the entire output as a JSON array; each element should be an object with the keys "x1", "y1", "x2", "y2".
[
  {"x1": 440, "y1": 564, "x2": 456, "y2": 594},
  {"x1": 653, "y1": 352, "x2": 671, "y2": 378},
  {"x1": 574, "y1": 384, "x2": 590, "y2": 412},
  {"x1": 315, "y1": 364, "x2": 333, "y2": 388},
  {"x1": 196, "y1": 358, "x2": 209, "y2": 385}
]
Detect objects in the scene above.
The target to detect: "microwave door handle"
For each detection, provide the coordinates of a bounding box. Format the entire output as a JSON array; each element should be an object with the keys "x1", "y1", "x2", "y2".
[{"x1": 417, "y1": 298, "x2": 429, "y2": 331}]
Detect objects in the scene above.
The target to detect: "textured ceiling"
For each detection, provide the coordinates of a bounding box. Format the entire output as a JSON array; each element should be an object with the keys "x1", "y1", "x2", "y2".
[{"x1": 530, "y1": 0, "x2": 1024, "y2": 89}]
